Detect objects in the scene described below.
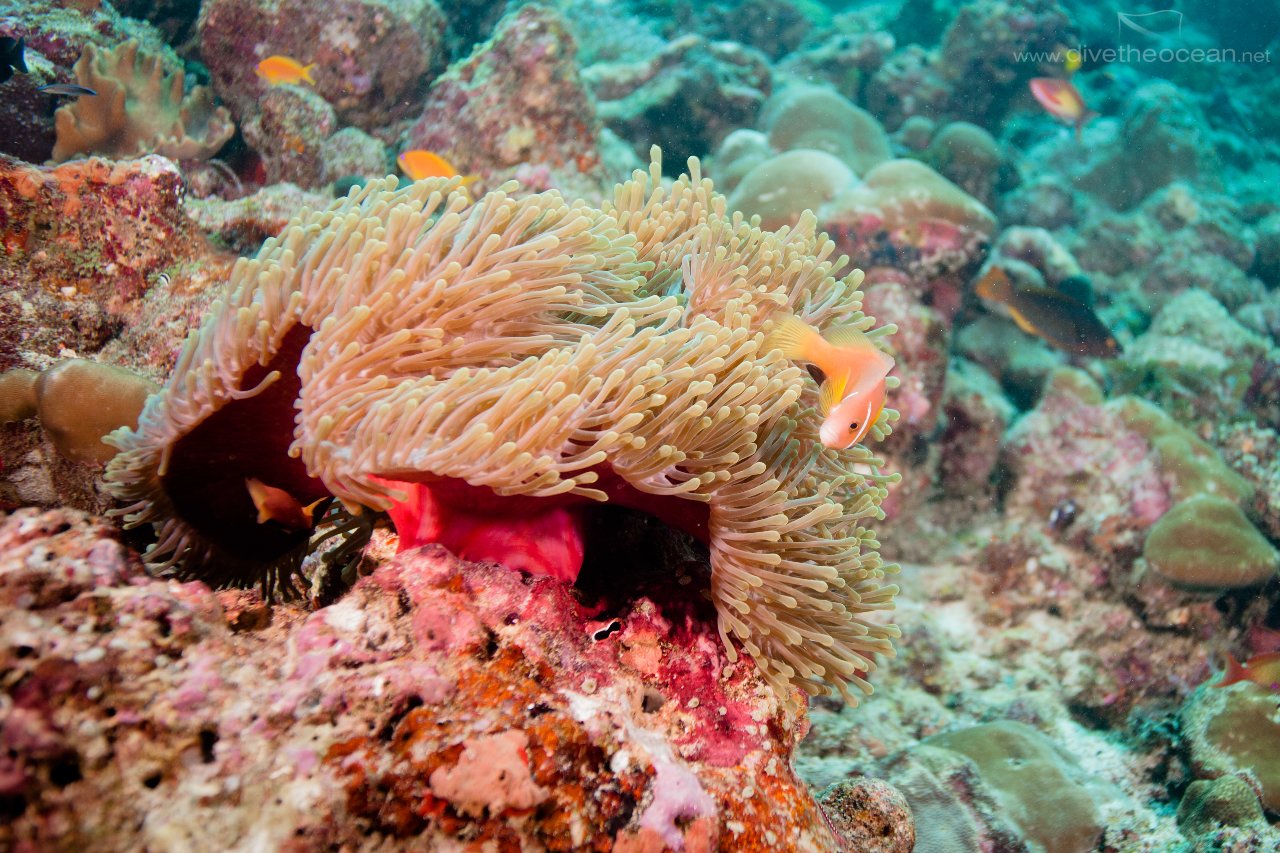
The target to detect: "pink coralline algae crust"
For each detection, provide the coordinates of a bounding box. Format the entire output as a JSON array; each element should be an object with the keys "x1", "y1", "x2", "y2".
[
  {"x1": 198, "y1": 0, "x2": 447, "y2": 131},
  {"x1": 407, "y1": 4, "x2": 604, "y2": 185},
  {"x1": 862, "y1": 279, "x2": 949, "y2": 523},
  {"x1": 0, "y1": 509, "x2": 852, "y2": 851},
  {"x1": 1001, "y1": 373, "x2": 1170, "y2": 561},
  {"x1": 0, "y1": 155, "x2": 233, "y2": 372},
  {"x1": 822, "y1": 161, "x2": 997, "y2": 305}
]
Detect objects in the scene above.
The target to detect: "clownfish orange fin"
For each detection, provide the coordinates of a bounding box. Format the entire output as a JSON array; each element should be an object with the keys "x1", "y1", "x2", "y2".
[
  {"x1": 245, "y1": 478, "x2": 274, "y2": 524},
  {"x1": 302, "y1": 497, "x2": 326, "y2": 525},
  {"x1": 765, "y1": 314, "x2": 820, "y2": 361},
  {"x1": 822, "y1": 324, "x2": 873, "y2": 348},
  {"x1": 818, "y1": 374, "x2": 847, "y2": 417}
]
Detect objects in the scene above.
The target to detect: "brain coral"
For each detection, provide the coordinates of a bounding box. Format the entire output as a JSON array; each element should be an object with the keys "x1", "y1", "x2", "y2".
[{"x1": 104, "y1": 151, "x2": 901, "y2": 706}]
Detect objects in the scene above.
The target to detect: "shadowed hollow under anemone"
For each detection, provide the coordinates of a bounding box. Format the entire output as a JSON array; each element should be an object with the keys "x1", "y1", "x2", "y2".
[{"x1": 104, "y1": 149, "x2": 903, "y2": 706}]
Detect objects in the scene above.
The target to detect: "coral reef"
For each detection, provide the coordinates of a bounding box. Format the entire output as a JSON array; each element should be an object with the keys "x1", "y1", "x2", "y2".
[
  {"x1": 3, "y1": 0, "x2": 1280, "y2": 847},
  {"x1": 1077, "y1": 83, "x2": 1222, "y2": 211},
  {"x1": 1116, "y1": 290, "x2": 1276, "y2": 430},
  {"x1": 712, "y1": 84, "x2": 995, "y2": 301},
  {"x1": 407, "y1": 4, "x2": 603, "y2": 190},
  {"x1": 198, "y1": 0, "x2": 447, "y2": 130},
  {"x1": 1176, "y1": 776, "x2": 1267, "y2": 840},
  {"x1": 104, "y1": 152, "x2": 901, "y2": 706},
  {"x1": 0, "y1": 154, "x2": 222, "y2": 364},
  {"x1": 918, "y1": 721, "x2": 1106, "y2": 853},
  {"x1": 0, "y1": 507, "x2": 907, "y2": 850},
  {"x1": 922, "y1": 120, "x2": 1001, "y2": 205},
  {"x1": 587, "y1": 34, "x2": 772, "y2": 169},
  {"x1": 238, "y1": 86, "x2": 336, "y2": 189},
  {"x1": 1183, "y1": 683, "x2": 1280, "y2": 812},
  {"x1": 51, "y1": 40, "x2": 234, "y2": 163},
  {"x1": 816, "y1": 777, "x2": 915, "y2": 853},
  {"x1": 1001, "y1": 369, "x2": 1169, "y2": 559},
  {"x1": 760, "y1": 84, "x2": 890, "y2": 176},
  {"x1": 1217, "y1": 422, "x2": 1280, "y2": 540}
]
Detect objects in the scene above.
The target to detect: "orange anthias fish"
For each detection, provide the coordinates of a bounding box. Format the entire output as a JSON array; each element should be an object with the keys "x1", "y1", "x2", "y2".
[
  {"x1": 976, "y1": 266, "x2": 1120, "y2": 358},
  {"x1": 1213, "y1": 652, "x2": 1280, "y2": 691},
  {"x1": 398, "y1": 149, "x2": 472, "y2": 181},
  {"x1": 1029, "y1": 77, "x2": 1095, "y2": 139},
  {"x1": 765, "y1": 314, "x2": 895, "y2": 450},
  {"x1": 255, "y1": 55, "x2": 316, "y2": 86},
  {"x1": 245, "y1": 477, "x2": 324, "y2": 530}
]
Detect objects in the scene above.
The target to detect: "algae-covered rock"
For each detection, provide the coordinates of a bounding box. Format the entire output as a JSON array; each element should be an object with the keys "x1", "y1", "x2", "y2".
[
  {"x1": 1142, "y1": 494, "x2": 1279, "y2": 589},
  {"x1": 1115, "y1": 290, "x2": 1277, "y2": 429},
  {"x1": 817, "y1": 778, "x2": 915, "y2": 853}
]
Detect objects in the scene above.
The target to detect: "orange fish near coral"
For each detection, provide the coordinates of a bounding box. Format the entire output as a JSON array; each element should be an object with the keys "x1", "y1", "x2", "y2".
[
  {"x1": 255, "y1": 55, "x2": 316, "y2": 86},
  {"x1": 1214, "y1": 652, "x2": 1280, "y2": 691},
  {"x1": 1029, "y1": 77, "x2": 1094, "y2": 139},
  {"x1": 397, "y1": 149, "x2": 477, "y2": 185},
  {"x1": 766, "y1": 314, "x2": 895, "y2": 450},
  {"x1": 245, "y1": 477, "x2": 324, "y2": 530}
]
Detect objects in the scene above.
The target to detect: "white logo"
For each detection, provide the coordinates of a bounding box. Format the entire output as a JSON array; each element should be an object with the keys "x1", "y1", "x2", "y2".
[{"x1": 1117, "y1": 10, "x2": 1184, "y2": 38}]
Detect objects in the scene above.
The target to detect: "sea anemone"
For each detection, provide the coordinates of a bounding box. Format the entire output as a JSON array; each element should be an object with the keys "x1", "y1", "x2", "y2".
[{"x1": 105, "y1": 150, "x2": 901, "y2": 705}]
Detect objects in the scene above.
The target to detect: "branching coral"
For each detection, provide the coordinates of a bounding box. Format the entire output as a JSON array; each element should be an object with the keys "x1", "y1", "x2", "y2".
[
  {"x1": 51, "y1": 40, "x2": 234, "y2": 163},
  {"x1": 104, "y1": 150, "x2": 901, "y2": 706}
]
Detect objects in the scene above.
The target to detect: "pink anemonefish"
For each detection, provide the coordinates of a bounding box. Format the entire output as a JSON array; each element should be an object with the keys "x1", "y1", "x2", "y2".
[{"x1": 765, "y1": 314, "x2": 895, "y2": 450}]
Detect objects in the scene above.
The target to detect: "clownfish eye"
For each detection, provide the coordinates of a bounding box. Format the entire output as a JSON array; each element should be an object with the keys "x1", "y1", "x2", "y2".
[{"x1": 849, "y1": 422, "x2": 859, "y2": 430}]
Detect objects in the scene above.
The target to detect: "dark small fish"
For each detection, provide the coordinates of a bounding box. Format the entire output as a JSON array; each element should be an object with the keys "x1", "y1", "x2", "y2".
[
  {"x1": 1047, "y1": 499, "x2": 1078, "y2": 531},
  {"x1": 977, "y1": 267, "x2": 1120, "y2": 358},
  {"x1": 0, "y1": 36, "x2": 27, "y2": 84},
  {"x1": 37, "y1": 83, "x2": 97, "y2": 97}
]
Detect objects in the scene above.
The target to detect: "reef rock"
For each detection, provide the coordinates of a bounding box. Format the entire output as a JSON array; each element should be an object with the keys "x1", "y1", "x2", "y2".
[
  {"x1": 198, "y1": 0, "x2": 447, "y2": 130},
  {"x1": 587, "y1": 34, "x2": 771, "y2": 170},
  {"x1": 407, "y1": 4, "x2": 603, "y2": 186},
  {"x1": 0, "y1": 154, "x2": 224, "y2": 366},
  {"x1": 0, "y1": 507, "x2": 865, "y2": 851}
]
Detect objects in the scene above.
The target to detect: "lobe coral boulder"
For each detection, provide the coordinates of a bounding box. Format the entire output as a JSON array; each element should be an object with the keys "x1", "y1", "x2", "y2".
[{"x1": 104, "y1": 151, "x2": 901, "y2": 706}]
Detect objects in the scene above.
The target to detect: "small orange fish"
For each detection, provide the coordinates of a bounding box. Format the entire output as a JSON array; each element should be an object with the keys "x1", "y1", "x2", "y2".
[
  {"x1": 398, "y1": 149, "x2": 460, "y2": 181},
  {"x1": 397, "y1": 149, "x2": 481, "y2": 186},
  {"x1": 1213, "y1": 652, "x2": 1280, "y2": 691},
  {"x1": 976, "y1": 266, "x2": 1119, "y2": 358},
  {"x1": 255, "y1": 55, "x2": 316, "y2": 86},
  {"x1": 765, "y1": 314, "x2": 895, "y2": 450},
  {"x1": 1029, "y1": 77, "x2": 1094, "y2": 139},
  {"x1": 245, "y1": 477, "x2": 324, "y2": 530}
]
